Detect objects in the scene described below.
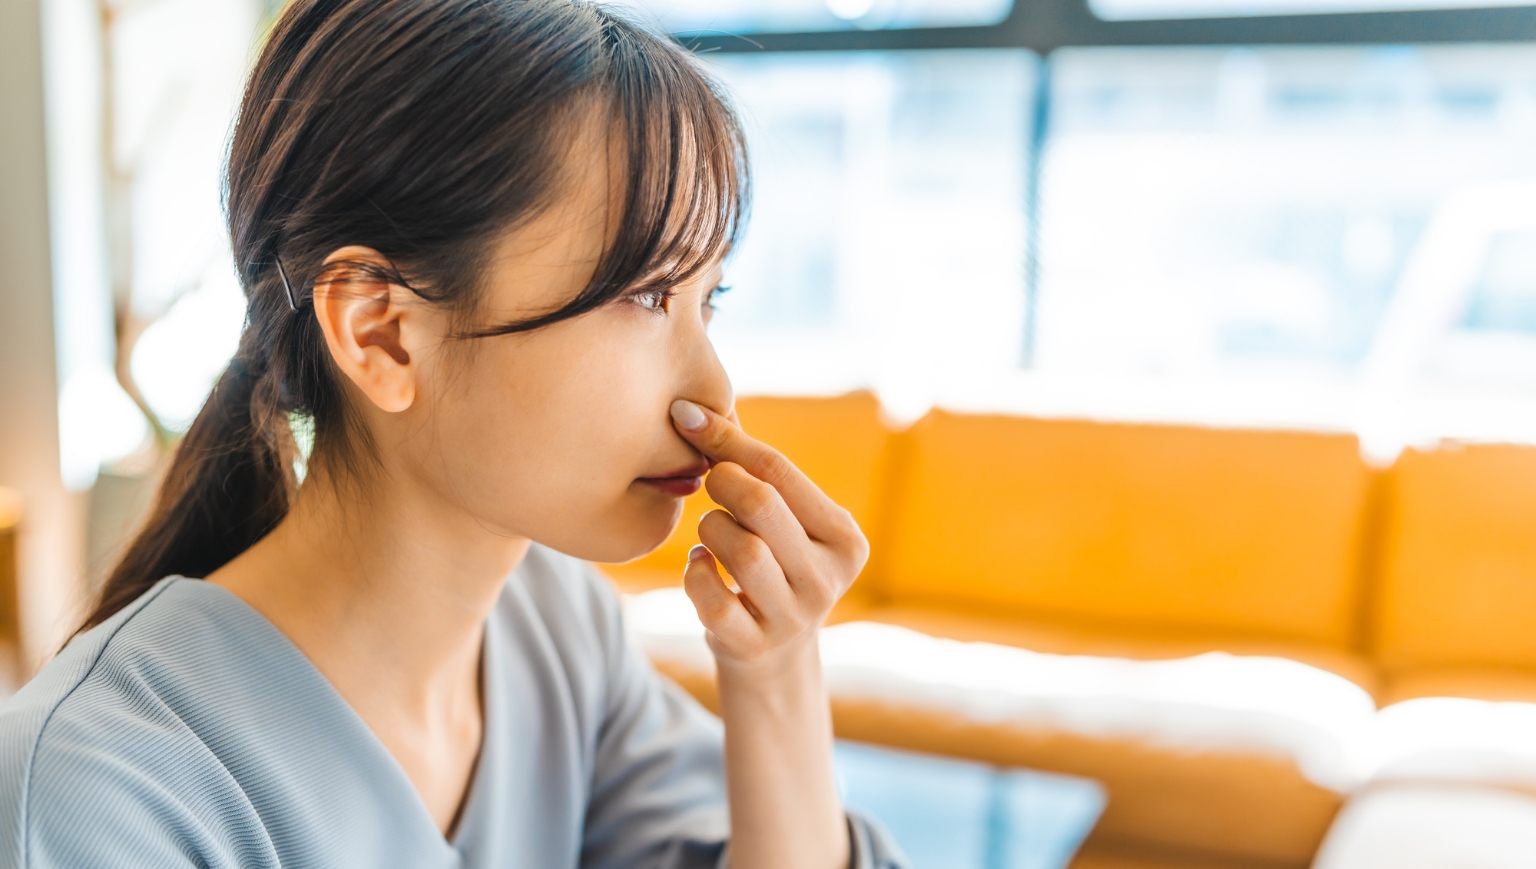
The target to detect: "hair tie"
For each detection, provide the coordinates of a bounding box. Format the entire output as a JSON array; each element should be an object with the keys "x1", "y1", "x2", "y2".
[{"x1": 275, "y1": 257, "x2": 299, "y2": 312}]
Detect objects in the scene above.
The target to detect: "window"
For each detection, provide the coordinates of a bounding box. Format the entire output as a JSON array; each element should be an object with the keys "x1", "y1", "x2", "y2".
[
  {"x1": 1034, "y1": 45, "x2": 1536, "y2": 447},
  {"x1": 1090, "y1": 0, "x2": 1533, "y2": 22},
  {"x1": 625, "y1": 0, "x2": 1014, "y2": 34},
  {"x1": 45, "y1": 0, "x2": 259, "y2": 488},
  {"x1": 57, "y1": 0, "x2": 1536, "y2": 492},
  {"x1": 1037, "y1": 45, "x2": 1536, "y2": 377},
  {"x1": 660, "y1": 0, "x2": 1536, "y2": 450},
  {"x1": 702, "y1": 50, "x2": 1036, "y2": 417}
]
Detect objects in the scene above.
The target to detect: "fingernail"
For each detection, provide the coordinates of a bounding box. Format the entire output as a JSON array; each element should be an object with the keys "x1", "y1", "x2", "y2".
[
  {"x1": 688, "y1": 544, "x2": 710, "y2": 562},
  {"x1": 671, "y1": 399, "x2": 707, "y2": 432}
]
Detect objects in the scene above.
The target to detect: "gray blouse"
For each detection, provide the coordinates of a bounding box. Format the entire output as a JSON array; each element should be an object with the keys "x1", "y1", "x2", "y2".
[{"x1": 0, "y1": 545, "x2": 904, "y2": 868}]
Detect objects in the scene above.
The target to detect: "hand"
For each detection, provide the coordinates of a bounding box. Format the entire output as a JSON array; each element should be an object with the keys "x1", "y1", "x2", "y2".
[{"x1": 668, "y1": 399, "x2": 870, "y2": 671}]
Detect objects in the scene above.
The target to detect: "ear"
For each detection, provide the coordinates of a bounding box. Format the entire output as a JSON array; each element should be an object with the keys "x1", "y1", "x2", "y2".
[{"x1": 311, "y1": 246, "x2": 422, "y2": 414}]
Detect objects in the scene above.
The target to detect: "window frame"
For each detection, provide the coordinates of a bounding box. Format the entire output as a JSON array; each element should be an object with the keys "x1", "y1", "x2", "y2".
[
  {"x1": 678, "y1": 2, "x2": 1536, "y2": 365},
  {"x1": 677, "y1": 1, "x2": 1536, "y2": 52}
]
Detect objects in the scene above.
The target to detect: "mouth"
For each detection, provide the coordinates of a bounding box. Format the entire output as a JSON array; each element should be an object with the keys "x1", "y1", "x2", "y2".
[{"x1": 636, "y1": 459, "x2": 713, "y2": 498}]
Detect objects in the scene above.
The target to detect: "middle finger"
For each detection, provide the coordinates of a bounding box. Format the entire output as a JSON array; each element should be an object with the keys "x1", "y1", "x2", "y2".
[{"x1": 704, "y1": 462, "x2": 819, "y2": 584}]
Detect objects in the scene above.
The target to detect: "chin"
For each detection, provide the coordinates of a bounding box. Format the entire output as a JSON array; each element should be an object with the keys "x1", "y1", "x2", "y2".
[
  {"x1": 626, "y1": 496, "x2": 686, "y2": 557},
  {"x1": 553, "y1": 496, "x2": 684, "y2": 564}
]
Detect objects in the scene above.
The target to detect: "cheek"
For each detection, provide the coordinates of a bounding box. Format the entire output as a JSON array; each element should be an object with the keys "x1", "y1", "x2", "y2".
[{"x1": 419, "y1": 317, "x2": 680, "y2": 555}]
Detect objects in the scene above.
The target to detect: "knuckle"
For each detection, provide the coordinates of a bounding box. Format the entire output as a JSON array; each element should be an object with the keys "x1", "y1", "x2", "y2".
[
  {"x1": 737, "y1": 483, "x2": 781, "y2": 527},
  {"x1": 703, "y1": 424, "x2": 736, "y2": 454},
  {"x1": 740, "y1": 535, "x2": 776, "y2": 575},
  {"x1": 706, "y1": 598, "x2": 736, "y2": 626},
  {"x1": 806, "y1": 576, "x2": 838, "y2": 612},
  {"x1": 830, "y1": 509, "x2": 869, "y2": 558},
  {"x1": 754, "y1": 451, "x2": 795, "y2": 488},
  {"x1": 849, "y1": 524, "x2": 871, "y2": 565},
  {"x1": 835, "y1": 506, "x2": 861, "y2": 538}
]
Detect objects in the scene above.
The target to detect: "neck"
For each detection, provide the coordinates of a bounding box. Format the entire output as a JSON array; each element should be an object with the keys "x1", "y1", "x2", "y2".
[
  {"x1": 209, "y1": 463, "x2": 525, "y2": 835},
  {"x1": 210, "y1": 465, "x2": 529, "y2": 718}
]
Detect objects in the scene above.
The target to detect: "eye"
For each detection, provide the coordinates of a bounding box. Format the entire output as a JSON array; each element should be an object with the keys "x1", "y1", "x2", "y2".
[
  {"x1": 632, "y1": 288, "x2": 674, "y2": 314},
  {"x1": 704, "y1": 284, "x2": 731, "y2": 314}
]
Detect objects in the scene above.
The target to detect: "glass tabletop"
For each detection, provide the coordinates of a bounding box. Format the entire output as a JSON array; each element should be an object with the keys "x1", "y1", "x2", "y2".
[{"x1": 834, "y1": 740, "x2": 1106, "y2": 869}]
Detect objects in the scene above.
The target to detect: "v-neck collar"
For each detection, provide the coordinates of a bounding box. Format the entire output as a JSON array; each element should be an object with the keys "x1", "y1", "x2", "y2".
[
  {"x1": 448, "y1": 606, "x2": 504, "y2": 855},
  {"x1": 178, "y1": 577, "x2": 503, "y2": 865}
]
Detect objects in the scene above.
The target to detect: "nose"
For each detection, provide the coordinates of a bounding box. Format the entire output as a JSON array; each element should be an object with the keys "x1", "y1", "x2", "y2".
[{"x1": 677, "y1": 322, "x2": 734, "y2": 422}]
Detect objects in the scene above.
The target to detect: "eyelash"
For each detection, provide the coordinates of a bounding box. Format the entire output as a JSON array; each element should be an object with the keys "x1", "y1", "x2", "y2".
[
  {"x1": 632, "y1": 289, "x2": 675, "y2": 313},
  {"x1": 629, "y1": 285, "x2": 731, "y2": 315}
]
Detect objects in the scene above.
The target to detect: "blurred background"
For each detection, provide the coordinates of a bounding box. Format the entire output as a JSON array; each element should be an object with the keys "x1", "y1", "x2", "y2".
[{"x1": 5, "y1": 1, "x2": 1536, "y2": 867}]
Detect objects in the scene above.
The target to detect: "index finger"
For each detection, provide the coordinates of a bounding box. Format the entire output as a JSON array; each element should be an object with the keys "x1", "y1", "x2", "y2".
[{"x1": 670, "y1": 399, "x2": 853, "y2": 545}]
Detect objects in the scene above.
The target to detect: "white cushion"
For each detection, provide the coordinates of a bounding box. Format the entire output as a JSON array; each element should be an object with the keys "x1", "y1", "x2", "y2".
[
  {"x1": 1313, "y1": 784, "x2": 1536, "y2": 869},
  {"x1": 1360, "y1": 697, "x2": 1536, "y2": 792},
  {"x1": 623, "y1": 587, "x2": 1375, "y2": 792}
]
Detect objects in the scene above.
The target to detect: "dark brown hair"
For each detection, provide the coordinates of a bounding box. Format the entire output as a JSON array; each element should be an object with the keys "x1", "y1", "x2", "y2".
[{"x1": 83, "y1": 0, "x2": 747, "y2": 630}]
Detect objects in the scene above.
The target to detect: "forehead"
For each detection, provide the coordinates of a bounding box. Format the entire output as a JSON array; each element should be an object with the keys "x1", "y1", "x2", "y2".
[
  {"x1": 478, "y1": 115, "x2": 620, "y2": 312},
  {"x1": 479, "y1": 89, "x2": 740, "y2": 320}
]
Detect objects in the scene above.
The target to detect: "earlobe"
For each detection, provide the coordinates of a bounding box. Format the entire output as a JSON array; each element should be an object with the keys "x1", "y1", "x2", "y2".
[{"x1": 311, "y1": 246, "x2": 418, "y2": 414}]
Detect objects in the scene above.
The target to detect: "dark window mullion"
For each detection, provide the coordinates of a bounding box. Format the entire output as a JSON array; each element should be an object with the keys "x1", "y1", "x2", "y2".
[
  {"x1": 677, "y1": 0, "x2": 1536, "y2": 54},
  {"x1": 1022, "y1": 52, "x2": 1052, "y2": 369}
]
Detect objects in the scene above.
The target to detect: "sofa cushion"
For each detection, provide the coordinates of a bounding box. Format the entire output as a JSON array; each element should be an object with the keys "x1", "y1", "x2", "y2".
[
  {"x1": 1313, "y1": 784, "x2": 1536, "y2": 869},
  {"x1": 1375, "y1": 443, "x2": 1536, "y2": 671},
  {"x1": 860, "y1": 603, "x2": 1382, "y2": 698},
  {"x1": 872, "y1": 413, "x2": 1372, "y2": 647},
  {"x1": 601, "y1": 392, "x2": 892, "y2": 592},
  {"x1": 623, "y1": 588, "x2": 1374, "y2": 867},
  {"x1": 1363, "y1": 697, "x2": 1536, "y2": 794}
]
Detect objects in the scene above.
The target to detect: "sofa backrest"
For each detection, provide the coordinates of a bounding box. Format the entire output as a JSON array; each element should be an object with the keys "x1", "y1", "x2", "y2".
[
  {"x1": 870, "y1": 411, "x2": 1374, "y2": 647},
  {"x1": 619, "y1": 392, "x2": 894, "y2": 579},
  {"x1": 1375, "y1": 443, "x2": 1536, "y2": 672}
]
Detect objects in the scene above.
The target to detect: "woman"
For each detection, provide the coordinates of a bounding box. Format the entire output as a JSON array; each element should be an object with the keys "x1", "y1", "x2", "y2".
[{"x1": 0, "y1": 2, "x2": 905, "y2": 867}]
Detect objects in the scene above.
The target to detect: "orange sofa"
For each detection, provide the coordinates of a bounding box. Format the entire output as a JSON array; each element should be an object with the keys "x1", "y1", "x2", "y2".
[
  {"x1": 603, "y1": 393, "x2": 1536, "y2": 869},
  {"x1": 0, "y1": 489, "x2": 18, "y2": 650},
  {"x1": 0, "y1": 488, "x2": 19, "y2": 693}
]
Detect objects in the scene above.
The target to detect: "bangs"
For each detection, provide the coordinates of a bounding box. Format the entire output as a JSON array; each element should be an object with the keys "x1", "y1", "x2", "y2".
[
  {"x1": 470, "y1": 18, "x2": 748, "y2": 338},
  {"x1": 600, "y1": 23, "x2": 747, "y2": 297}
]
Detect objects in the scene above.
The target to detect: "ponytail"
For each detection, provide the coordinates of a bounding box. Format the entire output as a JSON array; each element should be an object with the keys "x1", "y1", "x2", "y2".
[{"x1": 83, "y1": 359, "x2": 293, "y2": 630}]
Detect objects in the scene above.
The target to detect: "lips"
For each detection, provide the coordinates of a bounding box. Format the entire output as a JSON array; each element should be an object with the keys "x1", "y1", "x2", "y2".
[
  {"x1": 637, "y1": 475, "x2": 704, "y2": 497},
  {"x1": 637, "y1": 459, "x2": 712, "y2": 497}
]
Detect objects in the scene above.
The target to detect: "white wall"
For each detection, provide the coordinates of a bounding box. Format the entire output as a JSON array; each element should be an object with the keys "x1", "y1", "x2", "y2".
[{"x1": 0, "y1": 0, "x2": 88, "y2": 671}]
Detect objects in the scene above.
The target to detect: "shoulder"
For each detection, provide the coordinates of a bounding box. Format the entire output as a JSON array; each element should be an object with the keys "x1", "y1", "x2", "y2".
[
  {"x1": 0, "y1": 579, "x2": 268, "y2": 867},
  {"x1": 0, "y1": 578, "x2": 179, "y2": 801}
]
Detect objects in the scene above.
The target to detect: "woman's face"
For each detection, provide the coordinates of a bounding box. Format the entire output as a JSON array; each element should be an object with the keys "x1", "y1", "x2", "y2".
[{"x1": 337, "y1": 117, "x2": 734, "y2": 564}]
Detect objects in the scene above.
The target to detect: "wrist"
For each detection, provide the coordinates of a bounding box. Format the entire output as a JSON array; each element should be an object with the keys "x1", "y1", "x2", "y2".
[{"x1": 711, "y1": 629, "x2": 822, "y2": 693}]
